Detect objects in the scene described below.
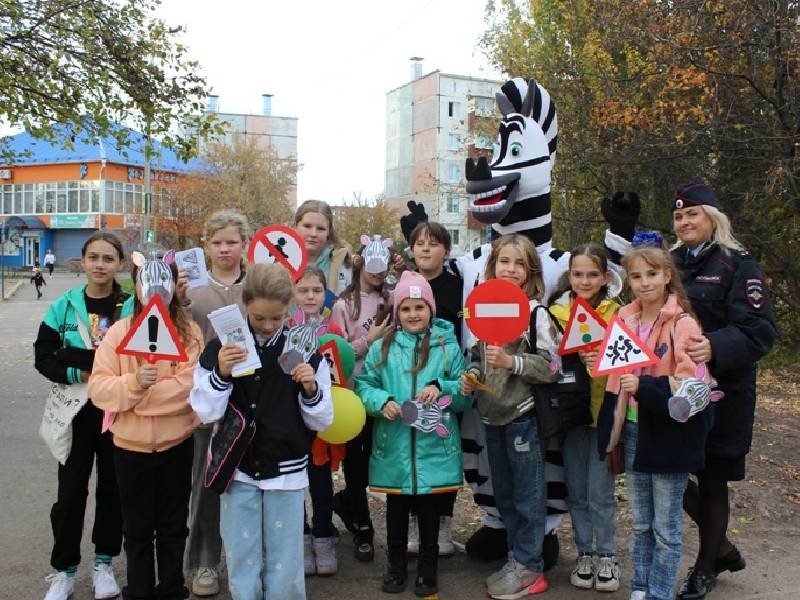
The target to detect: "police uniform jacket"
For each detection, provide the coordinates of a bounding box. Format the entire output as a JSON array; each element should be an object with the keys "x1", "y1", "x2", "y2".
[{"x1": 672, "y1": 242, "x2": 777, "y2": 457}]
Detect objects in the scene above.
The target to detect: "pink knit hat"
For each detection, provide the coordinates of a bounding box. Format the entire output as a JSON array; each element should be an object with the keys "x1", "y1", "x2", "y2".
[{"x1": 393, "y1": 271, "x2": 436, "y2": 321}]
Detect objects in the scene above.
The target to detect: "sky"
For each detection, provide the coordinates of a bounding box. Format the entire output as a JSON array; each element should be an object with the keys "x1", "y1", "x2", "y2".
[{"x1": 155, "y1": 0, "x2": 503, "y2": 205}]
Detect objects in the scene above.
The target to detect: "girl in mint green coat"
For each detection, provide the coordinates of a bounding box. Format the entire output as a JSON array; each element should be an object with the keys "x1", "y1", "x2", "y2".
[{"x1": 355, "y1": 271, "x2": 471, "y2": 597}]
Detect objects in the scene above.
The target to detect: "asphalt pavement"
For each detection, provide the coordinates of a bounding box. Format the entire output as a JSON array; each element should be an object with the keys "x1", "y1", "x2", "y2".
[{"x1": 0, "y1": 273, "x2": 798, "y2": 599}]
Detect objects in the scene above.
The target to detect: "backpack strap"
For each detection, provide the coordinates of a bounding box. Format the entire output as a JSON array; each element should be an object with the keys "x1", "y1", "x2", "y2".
[{"x1": 528, "y1": 304, "x2": 563, "y2": 355}]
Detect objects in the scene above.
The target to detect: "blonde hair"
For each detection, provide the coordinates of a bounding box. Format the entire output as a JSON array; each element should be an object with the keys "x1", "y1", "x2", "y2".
[
  {"x1": 242, "y1": 263, "x2": 294, "y2": 306},
  {"x1": 484, "y1": 234, "x2": 545, "y2": 301},
  {"x1": 294, "y1": 200, "x2": 341, "y2": 247},
  {"x1": 622, "y1": 246, "x2": 698, "y2": 321},
  {"x1": 672, "y1": 205, "x2": 745, "y2": 255},
  {"x1": 204, "y1": 210, "x2": 250, "y2": 243}
]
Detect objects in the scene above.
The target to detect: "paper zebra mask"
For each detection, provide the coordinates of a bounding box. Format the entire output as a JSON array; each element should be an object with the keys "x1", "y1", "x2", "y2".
[
  {"x1": 401, "y1": 396, "x2": 453, "y2": 438},
  {"x1": 466, "y1": 78, "x2": 558, "y2": 248},
  {"x1": 131, "y1": 250, "x2": 175, "y2": 305},
  {"x1": 279, "y1": 317, "x2": 319, "y2": 375},
  {"x1": 360, "y1": 234, "x2": 393, "y2": 274},
  {"x1": 667, "y1": 363, "x2": 725, "y2": 423}
]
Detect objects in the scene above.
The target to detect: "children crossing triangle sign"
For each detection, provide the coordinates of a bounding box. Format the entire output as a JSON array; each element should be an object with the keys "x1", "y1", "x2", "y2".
[
  {"x1": 116, "y1": 295, "x2": 188, "y2": 364},
  {"x1": 591, "y1": 314, "x2": 660, "y2": 377},
  {"x1": 558, "y1": 296, "x2": 609, "y2": 355}
]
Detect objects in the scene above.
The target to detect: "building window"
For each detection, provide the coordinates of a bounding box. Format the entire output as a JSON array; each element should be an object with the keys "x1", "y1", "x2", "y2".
[
  {"x1": 449, "y1": 134, "x2": 460, "y2": 151},
  {"x1": 447, "y1": 197, "x2": 459, "y2": 213},
  {"x1": 448, "y1": 228, "x2": 460, "y2": 246},
  {"x1": 34, "y1": 186, "x2": 44, "y2": 213},
  {"x1": 448, "y1": 101, "x2": 461, "y2": 118},
  {"x1": 447, "y1": 164, "x2": 460, "y2": 183}
]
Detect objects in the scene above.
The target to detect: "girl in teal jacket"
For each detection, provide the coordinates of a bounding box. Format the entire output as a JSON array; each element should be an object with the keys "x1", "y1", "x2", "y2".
[
  {"x1": 355, "y1": 271, "x2": 471, "y2": 597},
  {"x1": 33, "y1": 232, "x2": 133, "y2": 600}
]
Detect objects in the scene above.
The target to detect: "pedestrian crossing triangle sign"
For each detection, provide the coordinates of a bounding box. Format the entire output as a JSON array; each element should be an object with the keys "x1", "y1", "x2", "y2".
[
  {"x1": 558, "y1": 296, "x2": 609, "y2": 355},
  {"x1": 591, "y1": 314, "x2": 660, "y2": 377},
  {"x1": 116, "y1": 295, "x2": 188, "y2": 364}
]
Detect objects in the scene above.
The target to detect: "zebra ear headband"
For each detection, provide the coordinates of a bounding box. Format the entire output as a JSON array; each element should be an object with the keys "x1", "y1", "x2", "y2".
[
  {"x1": 360, "y1": 234, "x2": 393, "y2": 274},
  {"x1": 132, "y1": 249, "x2": 176, "y2": 305}
]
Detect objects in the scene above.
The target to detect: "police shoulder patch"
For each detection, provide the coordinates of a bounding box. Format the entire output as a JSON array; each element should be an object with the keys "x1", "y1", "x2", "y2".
[{"x1": 745, "y1": 278, "x2": 765, "y2": 309}]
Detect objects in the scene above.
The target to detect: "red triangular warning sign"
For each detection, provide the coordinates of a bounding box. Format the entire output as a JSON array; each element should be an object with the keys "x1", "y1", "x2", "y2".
[
  {"x1": 591, "y1": 314, "x2": 660, "y2": 377},
  {"x1": 116, "y1": 295, "x2": 189, "y2": 364},
  {"x1": 318, "y1": 339, "x2": 346, "y2": 387},
  {"x1": 558, "y1": 296, "x2": 609, "y2": 355}
]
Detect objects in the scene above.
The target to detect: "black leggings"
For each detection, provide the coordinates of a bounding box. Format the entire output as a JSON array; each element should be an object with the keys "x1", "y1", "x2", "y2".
[
  {"x1": 683, "y1": 474, "x2": 732, "y2": 573},
  {"x1": 387, "y1": 494, "x2": 440, "y2": 559},
  {"x1": 343, "y1": 418, "x2": 373, "y2": 528}
]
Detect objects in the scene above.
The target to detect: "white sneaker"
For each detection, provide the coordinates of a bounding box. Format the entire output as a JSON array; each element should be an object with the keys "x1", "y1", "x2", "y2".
[
  {"x1": 438, "y1": 515, "x2": 455, "y2": 557},
  {"x1": 313, "y1": 536, "x2": 338, "y2": 576},
  {"x1": 92, "y1": 564, "x2": 120, "y2": 599},
  {"x1": 570, "y1": 553, "x2": 595, "y2": 589},
  {"x1": 191, "y1": 567, "x2": 219, "y2": 597},
  {"x1": 304, "y1": 534, "x2": 316, "y2": 576},
  {"x1": 595, "y1": 555, "x2": 620, "y2": 592},
  {"x1": 44, "y1": 572, "x2": 75, "y2": 600},
  {"x1": 630, "y1": 592, "x2": 646, "y2": 600},
  {"x1": 486, "y1": 553, "x2": 515, "y2": 587},
  {"x1": 407, "y1": 516, "x2": 419, "y2": 555}
]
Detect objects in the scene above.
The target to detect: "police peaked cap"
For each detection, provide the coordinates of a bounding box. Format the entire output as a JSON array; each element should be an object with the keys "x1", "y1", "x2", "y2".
[{"x1": 673, "y1": 182, "x2": 718, "y2": 210}]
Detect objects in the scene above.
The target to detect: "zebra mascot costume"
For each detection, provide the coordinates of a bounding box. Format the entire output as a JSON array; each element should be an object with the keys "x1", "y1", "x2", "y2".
[{"x1": 401, "y1": 77, "x2": 638, "y2": 565}]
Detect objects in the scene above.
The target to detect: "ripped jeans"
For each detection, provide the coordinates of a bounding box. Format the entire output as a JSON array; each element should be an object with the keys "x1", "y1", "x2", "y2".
[{"x1": 485, "y1": 414, "x2": 547, "y2": 572}]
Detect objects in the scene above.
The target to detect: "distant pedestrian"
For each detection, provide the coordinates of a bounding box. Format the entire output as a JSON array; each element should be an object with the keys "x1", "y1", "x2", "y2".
[
  {"x1": 31, "y1": 263, "x2": 46, "y2": 299},
  {"x1": 44, "y1": 249, "x2": 56, "y2": 277},
  {"x1": 33, "y1": 232, "x2": 132, "y2": 600}
]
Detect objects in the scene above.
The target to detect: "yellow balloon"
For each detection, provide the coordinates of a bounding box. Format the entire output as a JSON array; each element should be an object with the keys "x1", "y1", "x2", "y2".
[{"x1": 318, "y1": 387, "x2": 366, "y2": 444}]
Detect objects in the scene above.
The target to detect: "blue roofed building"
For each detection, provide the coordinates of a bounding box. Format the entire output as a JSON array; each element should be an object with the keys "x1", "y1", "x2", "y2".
[{"x1": 0, "y1": 124, "x2": 203, "y2": 268}]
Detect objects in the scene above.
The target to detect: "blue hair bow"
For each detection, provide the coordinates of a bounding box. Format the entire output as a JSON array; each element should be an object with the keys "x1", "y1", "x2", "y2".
[{"x1": 631, "y1": 230, "x2": 664, "y2": 248}]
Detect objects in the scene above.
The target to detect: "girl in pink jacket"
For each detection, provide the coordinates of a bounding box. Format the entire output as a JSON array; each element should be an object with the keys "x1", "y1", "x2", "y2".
[{"x1": 597, "y1": 236, "x2": 713, "y2": 600}]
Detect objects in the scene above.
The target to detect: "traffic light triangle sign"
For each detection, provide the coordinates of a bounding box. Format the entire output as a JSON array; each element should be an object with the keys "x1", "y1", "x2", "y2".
[
  {"x1": 318, "y1": 339, "x2": 346, "y2": 387},
  {"x1": 557, "y1": 296, "x2": 609, "y2": 355},
  {"x1": 591, "y1": 314, "x2": 660, "y2": 377},
  {"x1": 116, "y1": 295, "x2": 189, "y2": 364}
]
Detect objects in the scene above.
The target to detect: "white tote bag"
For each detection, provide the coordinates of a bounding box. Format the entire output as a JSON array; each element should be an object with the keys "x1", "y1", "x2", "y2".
[{"x1": 39, "y1": 318, "x2": 92, "y2": 465}]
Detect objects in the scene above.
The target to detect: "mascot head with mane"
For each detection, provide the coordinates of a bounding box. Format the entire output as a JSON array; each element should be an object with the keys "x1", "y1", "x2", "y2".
[{"x1": 466, "y1": 78, "x2": 558, "y2": 251}]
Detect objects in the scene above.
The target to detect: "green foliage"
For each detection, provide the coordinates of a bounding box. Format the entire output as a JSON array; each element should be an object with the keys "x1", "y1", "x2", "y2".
[
  {"x1": 0, "y1": 0, "x2": 223, "y2": 162},
  {"x1": 481, "y1": 0, "x2": 800, "y2": 354}
]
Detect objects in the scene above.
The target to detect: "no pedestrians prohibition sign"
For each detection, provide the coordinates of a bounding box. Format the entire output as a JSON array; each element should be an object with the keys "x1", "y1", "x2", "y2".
[{"x1": 248, "y1": 225, "x2": 308, "y2": 281}]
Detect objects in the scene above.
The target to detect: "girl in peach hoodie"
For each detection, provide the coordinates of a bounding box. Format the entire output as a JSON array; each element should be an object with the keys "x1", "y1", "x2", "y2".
[
  {"x1": 89, "y1": 252, "x2": 202, "y2": 600},
  {"x1": 597, "y1": 236, "x2": 713, "y2": 600}
]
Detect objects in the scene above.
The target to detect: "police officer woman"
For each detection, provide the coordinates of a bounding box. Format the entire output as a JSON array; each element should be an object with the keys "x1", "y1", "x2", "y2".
[{"x1": 670, "y1": 183, "x2": 778, "y2": 600}]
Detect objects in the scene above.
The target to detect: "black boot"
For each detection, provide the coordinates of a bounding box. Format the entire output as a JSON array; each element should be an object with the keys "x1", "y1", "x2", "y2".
[
  {"x1": 678, "y1": 567, "x2": 716, "y2": 600},
  {"x1": 354, "y1": 524, "x2": 375, "y2": 562},
  {"x1": 414, "y1": 547, "x2": 438, "y2": 597},
  {"x1": 382, "y1": 545, "x2": 408, "y2": 593},
  {"x1": 714, "y1": 545, "x2": 746, "y2": 575}
]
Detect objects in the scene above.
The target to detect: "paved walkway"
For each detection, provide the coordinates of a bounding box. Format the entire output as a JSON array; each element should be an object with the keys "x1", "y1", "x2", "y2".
[{"x1": 0, "y1": 274, "x2": 797, "y2": 599}]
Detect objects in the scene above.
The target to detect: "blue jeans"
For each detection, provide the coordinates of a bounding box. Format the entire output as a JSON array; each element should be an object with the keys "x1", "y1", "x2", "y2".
[
  {"x1": 624, "y1": 423, "x2": 688, "y2": 600},
  {"x1": 563, "y1": 426, "x2": 616, "y2": 555},
  {"x1": 220, "y1": 482, "x2": 305, "y2": 600},
  {"x1": 485, "y1": 416, "x2": 546, "y2": 572}
]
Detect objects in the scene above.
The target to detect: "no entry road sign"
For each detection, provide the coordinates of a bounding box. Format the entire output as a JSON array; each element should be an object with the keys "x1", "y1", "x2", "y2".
[{"x1": 464, "y1": 279, "x2": 530, "y2": 345}]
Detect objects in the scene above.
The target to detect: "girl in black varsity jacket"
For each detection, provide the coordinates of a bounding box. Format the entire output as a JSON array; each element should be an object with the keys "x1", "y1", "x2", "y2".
[{"x1": 190, "y1": 263, "x2": 332, "y2": 600}]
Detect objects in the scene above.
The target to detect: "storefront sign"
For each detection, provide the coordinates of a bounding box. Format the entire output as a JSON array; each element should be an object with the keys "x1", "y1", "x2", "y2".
[{"x1": 50, "y1": 215, "x2": 97, "y2": 229}]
